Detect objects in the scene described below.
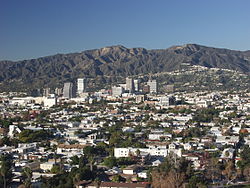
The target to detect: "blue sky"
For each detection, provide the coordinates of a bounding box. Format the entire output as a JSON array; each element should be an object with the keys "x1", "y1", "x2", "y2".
[{"x1": 1, "y1": 0, "x2": 250, "y2": 61}]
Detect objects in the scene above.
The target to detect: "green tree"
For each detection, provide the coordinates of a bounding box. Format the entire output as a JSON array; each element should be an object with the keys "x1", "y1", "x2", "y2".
[
  {"x1": 22, "y1": 167, "x2": 32, "y2": 188},
  {"x1": 109, "y1": 132, "x2": 122, "y2": 147},
  {"x1": 70, "y1": 156, "x2": 79, "y2": 165},
  {"x1": 0, "y1": 154, "x2": 13, "y2": 188},
  {"x1": 103, "y1": 156, "x2": 117, "y2": 168},
  {"x1": 50, "y1": 164, "x2": 61, "y2": 174},
  {"x1": 112, "y1": 174, "x2": 125, "y2": 182}
]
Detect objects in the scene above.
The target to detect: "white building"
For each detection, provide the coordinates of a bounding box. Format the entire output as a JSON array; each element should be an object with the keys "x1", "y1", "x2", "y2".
[
  {"x1": 216, "y1": 136, "x2": 239, "y2": 146},
  {"x1": 148, "y1": 133, "x2": 172, "y2": 140},
  {"x1": 56, "y1": 144, "x2": 85, "y2": 157},
  {"x1": 43, "y1": 95, "x2": 57, "y2": 108},
  {"x1": 112, "y1": 86, "x2": 124, "y2": 97},
  {"x1": 158, "y1": 96, "x2": 176, "y2": 106},
  {"x1": 147, "y1": 80, "x2": 158, "y2": 94},
  {"x1": 14, "y1": 143, "x2": 37, "y2": 154},
  {"x1": 8, "y1": 125, "x2": 22, "y2": 138},
  {"x1": 40, "y1": 162, "x2": 55, "y2": 171},
  {"x1": 114, "y1": 147, "x2": 182, "y2": 158},
  {"x1": 134, "y1": 79, "x2": 139, "y2": 92},
  {"x1": 77, "y1": 78, "x2": 86, "y2": 96}
]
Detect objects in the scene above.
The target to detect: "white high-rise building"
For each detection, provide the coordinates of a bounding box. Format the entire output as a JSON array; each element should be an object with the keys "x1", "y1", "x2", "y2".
[
  {"x1": 134, "y1": 79, "x2": 139, "y2": 92},
  {"x1": 77, "y1": 78, "x2": 86, "y2": 95},
  {"x1": 147, "y1": 80, "x2": 158, "y2": 94},
  {"x1": 63, "y1": 82, "x2": 73, "y2": 99}
]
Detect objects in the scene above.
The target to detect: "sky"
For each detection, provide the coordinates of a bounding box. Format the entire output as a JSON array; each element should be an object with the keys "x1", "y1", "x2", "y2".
[{"x1": 1, "y1": 0, "x2": 250, "y2": 61}]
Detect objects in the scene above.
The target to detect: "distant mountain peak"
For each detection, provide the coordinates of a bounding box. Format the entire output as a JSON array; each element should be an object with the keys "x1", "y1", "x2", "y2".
[{"x1": 169, "y1": 44, "x2": 202, "y2": 51}]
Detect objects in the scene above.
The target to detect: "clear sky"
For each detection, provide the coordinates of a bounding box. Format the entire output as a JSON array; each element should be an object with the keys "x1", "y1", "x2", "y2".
[{"x1": 1, "y1": 0, "x2": 250, "y2": 61}]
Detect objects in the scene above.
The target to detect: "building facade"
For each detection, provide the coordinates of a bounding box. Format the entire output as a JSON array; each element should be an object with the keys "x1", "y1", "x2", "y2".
[
  {"x1": 63, "y1": 82, "x2": 73, "y2": 99},
  {"x1": 147, "y1": 80, "x2": 158, "y2": 94},
  {"x1": 126, "y1": 77, "x2": 135, "y2": 93},
  {"x1": 112, "y1": 86, "x2": 124, "y2": 97},
  {"x1": 77, "y1": 78, "x2": 86, "y2": 96}
]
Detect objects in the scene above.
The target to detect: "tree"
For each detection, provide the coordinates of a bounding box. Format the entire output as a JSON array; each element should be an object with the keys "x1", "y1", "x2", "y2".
[
  {"x1": 222, "y1": 160, "x2": 237, "y2": 184},
  {"x1": 187, "y1": 175, "x2": 207, "y2": 188},
  {"x1": 103, "y1": 156, "x2": 117, "y2": 168},
  {"x1": 0, "y1": 154, "x2": 13, "y2": 188},
  {"x1": 151, "y1": 156, "x2": 193, "y2": 188},
  {"x1": 112, "y1": 174, "x2": 125, "y2": 182},
  {"x1": 78, "y1": 156, "x2": 88, "y2": 168},
  {"x1": 18, "y1": 129, "x2": 53, "y2": 143},
  {"x1": 237, "y1": 145, "x2": 250, "y2": 180},
  {"x1": 135, "y1": 149, "x2": 141, "y2": 157},
  {"x1": 204, "y1": 157, "x2": 222, "y2": 184},
  {"x1": 70, "y1": 156, "x2": 79, "y2": 165},
  {"x1": 109, "y1": 132, "x2": 122, "y2": 147},
  {"x1": 22, "y1": 167, "x2": 32, "y2": 188},
  {"x1": 83, "y1": 146, "x2": 96, "y2": 158},
  {"x1": 51, "y1": 164, "x2": 61, "y2": 174}
]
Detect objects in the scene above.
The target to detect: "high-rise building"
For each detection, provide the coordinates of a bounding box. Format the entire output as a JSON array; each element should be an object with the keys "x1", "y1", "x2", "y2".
[
  {"x1": 147, "y1": 79, "x2": 158, "y2": 94},
  {"x1": 126, "y1": 77, "x2": 134, "y2": 93},
  {"x1": 55, "y1": 87, "x2": 63, "y2": 97},
  {"x1": 77, "y1": 78, "x2": 86, "y2": 96},
  {"x1": 134, "y1": 79, "x2": 139, "y2": 92},
  {"x1": 63, "y1": 82, "x2": 73, "y2": 99},
  {"x1": 43, "y1": 88, "x2": 50, "y2": 97}
]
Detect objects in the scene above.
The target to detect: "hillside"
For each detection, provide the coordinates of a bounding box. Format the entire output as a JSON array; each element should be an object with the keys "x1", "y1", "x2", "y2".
[{"x1": 0, "y1": 44, "x2": 249, "y2": 92}]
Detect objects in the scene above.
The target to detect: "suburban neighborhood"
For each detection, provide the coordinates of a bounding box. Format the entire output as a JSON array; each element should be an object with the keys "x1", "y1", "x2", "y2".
[{"x1": 0, "y1": 76, "x2": 250, "y2": 188}]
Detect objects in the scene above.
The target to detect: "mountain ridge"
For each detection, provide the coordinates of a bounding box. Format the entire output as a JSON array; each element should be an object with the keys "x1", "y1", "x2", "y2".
[{"x1": 0, "y1": 44, "x2": 249, "y2": 92}]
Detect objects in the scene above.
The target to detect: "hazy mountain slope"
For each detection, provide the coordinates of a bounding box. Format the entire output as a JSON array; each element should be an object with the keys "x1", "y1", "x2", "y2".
[{"x1": 0, "y1": 44, "x2": 249, "y2": 91}]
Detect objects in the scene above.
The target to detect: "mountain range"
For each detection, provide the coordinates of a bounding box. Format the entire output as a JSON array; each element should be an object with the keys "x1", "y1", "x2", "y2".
[{"x1": 0, "y1": 44, "x2": 249, "y2": 92}]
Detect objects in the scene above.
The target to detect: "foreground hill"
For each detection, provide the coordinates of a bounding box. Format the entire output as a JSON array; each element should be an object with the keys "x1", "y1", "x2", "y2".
[{"x1": 0, "y1": 44, "x2": 249, "y2": 92}]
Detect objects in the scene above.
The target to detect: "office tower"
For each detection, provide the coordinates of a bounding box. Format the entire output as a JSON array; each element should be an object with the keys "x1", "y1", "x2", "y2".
[
  {"x1": 55, "y1": 87, "x2": 63, "y2": 97},
  {"x1": 126, "y1": 77, "x2": 134, "y2": 93},
  {"x1": 147, "y1": 79, "x2": 158, "y2": 94},
  {"x1": 112, "y1": 86, "x2": 124, "y2": 97},
  {"x1": 63, "y1": 82, "x2": 73, "y2": 99},
  {"x1": 134, "y1": 79, "x2": 139, "y2": 92},
  {"x1": 43, "y1": 88, "x2": 50, "y2": 97},
  {"x1": 77, "y1": 78, "x2": 86, "y2": 96}
]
